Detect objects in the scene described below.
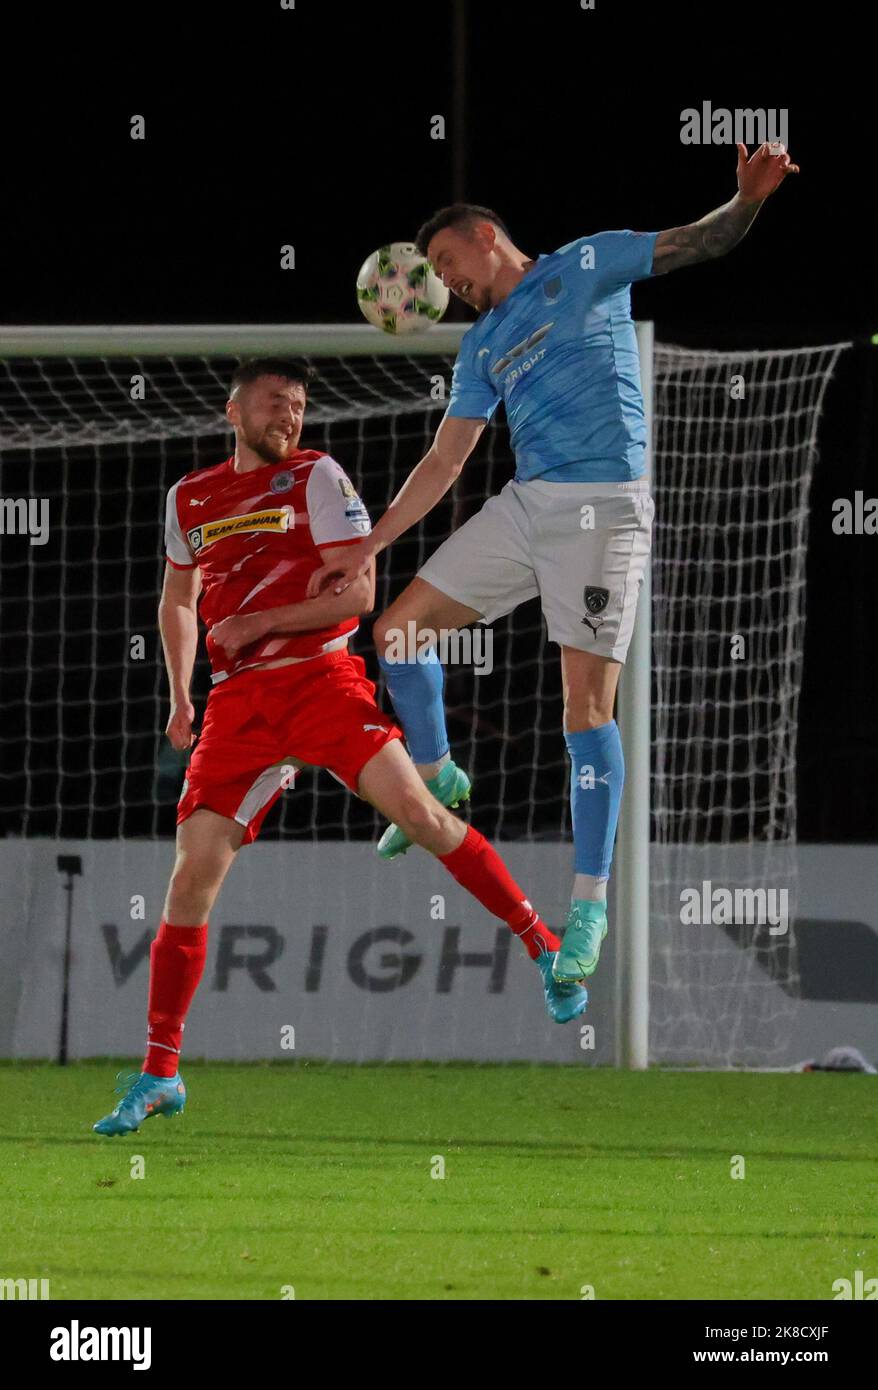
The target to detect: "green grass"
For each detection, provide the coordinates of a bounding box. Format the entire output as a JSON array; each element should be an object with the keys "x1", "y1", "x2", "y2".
[{"x1": 1, "y1": 1061, "x2": 876, "y2": 1300}]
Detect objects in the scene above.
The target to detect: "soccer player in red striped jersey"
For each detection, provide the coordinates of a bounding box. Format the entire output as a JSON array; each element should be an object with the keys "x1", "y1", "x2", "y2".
[{"x1": 93, "y1": 358, "x2": 588, "y2": 1135}]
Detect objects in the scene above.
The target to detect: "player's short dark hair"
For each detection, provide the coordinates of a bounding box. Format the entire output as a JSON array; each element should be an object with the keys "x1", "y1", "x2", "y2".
[
  {"x1": 229, "y1": 357, "x2": 316, "y2": 396},
  {"x1": 415, "y1": 204, "x2": 511, "y2": 258}
]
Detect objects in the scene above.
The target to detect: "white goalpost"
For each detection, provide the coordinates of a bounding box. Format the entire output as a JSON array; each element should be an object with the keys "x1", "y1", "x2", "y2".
[
  {"x1": 616, "y1": 319, "x2": 653, "y2": 1070},
  {"x1": 0, "y1": 323, "x2": 849, "y2": 1068}
]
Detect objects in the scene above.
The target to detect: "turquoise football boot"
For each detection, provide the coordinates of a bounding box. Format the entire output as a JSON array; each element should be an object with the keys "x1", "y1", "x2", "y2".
[
  {"x1": 377, "y1": 761, "x2": 472, "y2": 860},
  {"x1": 536, "y1": 952, "x2": 589, "y2": 1024},
  {"x1": 93, "y1": 1070, "x2": 186, "y2": 1136},
  {"x1": 552, "y1": 900, "x2": 609, "y2": 982}
]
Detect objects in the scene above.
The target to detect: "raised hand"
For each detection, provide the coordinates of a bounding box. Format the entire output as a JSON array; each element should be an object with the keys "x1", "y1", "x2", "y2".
[{"x1": 736, "y1": 141, "x2": 800, "y2": 203}]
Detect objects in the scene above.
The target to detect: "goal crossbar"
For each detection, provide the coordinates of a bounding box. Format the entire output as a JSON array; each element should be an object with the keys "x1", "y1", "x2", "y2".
[{"x1": 0, "y1": 323, "x2": 470, "y2": 358}]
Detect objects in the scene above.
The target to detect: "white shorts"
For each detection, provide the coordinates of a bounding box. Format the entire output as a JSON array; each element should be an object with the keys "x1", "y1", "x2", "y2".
[{"x1": 417, "y1": 478, "x2": 654, "y2": 662}]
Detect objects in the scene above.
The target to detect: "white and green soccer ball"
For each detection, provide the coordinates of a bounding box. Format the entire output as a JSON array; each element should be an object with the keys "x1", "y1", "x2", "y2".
[{"x1": 356, "y1": 242, "x2": 449, "y2": 334}]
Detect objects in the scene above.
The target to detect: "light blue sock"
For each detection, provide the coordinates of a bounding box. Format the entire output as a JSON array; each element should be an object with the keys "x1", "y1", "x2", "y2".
[
  {"x1": 377, "y1": 648, "x2": 450, "y2": 765},
  {"x1": 565, "y1": 720, "x2": 625, "y2": 883}
]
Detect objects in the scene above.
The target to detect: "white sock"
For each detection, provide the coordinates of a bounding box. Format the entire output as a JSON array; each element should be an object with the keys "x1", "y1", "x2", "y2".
[
  {"x1": 416, "y1": 751, "x2": 451, "y2": 782},
  {"x1": 573, "y1": 874, "x2": 608, "y2": 904}
]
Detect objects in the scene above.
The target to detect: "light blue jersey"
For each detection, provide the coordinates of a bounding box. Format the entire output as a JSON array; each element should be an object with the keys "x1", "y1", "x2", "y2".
[{"x1": 444, "y1": 230, "x2": 658, "y2": 482}]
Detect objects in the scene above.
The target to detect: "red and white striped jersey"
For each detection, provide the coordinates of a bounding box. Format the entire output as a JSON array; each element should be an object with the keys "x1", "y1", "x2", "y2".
[{"x1": 164, "y1": 450, "x2": 371, "y2": 684}]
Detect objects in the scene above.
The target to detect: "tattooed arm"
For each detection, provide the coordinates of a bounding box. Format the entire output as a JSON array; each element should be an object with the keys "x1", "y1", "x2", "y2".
[
  {"x1": 652, "y1": 195, "x2": 764, "y2": 272},
  {"x1": 652, "y1": 141, "x2": 799, "y2": 274}
]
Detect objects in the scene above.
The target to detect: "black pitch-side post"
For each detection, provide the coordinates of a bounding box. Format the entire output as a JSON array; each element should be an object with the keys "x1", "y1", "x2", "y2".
[
  {"x1": 452, "y1": 0, "x2": 467, "y2": 205},
  {"x1": 444, "y1": 0, "x2": 469, "y2": 327},
  {"x1": 56, "y1": 855, "x2": 83, "y2": 1065}
]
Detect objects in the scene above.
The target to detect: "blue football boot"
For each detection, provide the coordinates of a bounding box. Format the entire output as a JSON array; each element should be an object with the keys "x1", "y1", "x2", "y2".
[
  {"x1": 536, "y1": 952, "x2": 589, "y2": 1024},
  {"x1": 93, "y1": 1070, "x2": 186, "y2": 1136}
]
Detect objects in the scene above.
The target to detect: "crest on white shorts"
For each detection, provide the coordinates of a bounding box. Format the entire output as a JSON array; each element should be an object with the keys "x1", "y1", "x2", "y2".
[
  {"x1": 583, "y1": 586, "x2": 609, "y2": 615},
  {"x1": 582, "y1": 585, "x2": 610, "y2": 637}
]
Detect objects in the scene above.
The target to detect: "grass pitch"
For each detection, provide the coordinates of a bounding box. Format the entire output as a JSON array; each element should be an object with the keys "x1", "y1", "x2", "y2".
[{"x1": 2, "y1": 1061, "x2": 875, "y2": 1300}]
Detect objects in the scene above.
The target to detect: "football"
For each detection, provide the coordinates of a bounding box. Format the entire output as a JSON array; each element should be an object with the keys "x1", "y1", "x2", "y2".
[{"x1": 355, "y1": 242, "x2": 449, "y2": 334}]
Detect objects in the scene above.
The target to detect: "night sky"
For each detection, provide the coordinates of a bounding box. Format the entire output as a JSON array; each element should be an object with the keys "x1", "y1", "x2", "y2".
[{"x1": 3, "y1": 0, "x2": 875, "y2": 346}]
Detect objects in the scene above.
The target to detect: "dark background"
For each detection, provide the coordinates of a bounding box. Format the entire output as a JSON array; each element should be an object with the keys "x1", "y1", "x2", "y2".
[
  {"x1": 2, "y1": 0, "x2": 877, "y2": 840},
  {"x1": 4, "y1": 1, "x2": 875, "y2": 343}
]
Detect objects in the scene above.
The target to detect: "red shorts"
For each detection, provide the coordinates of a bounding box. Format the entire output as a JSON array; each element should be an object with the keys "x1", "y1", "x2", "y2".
[{"x1": 177, "y1": 650, "x2": 403, "y2": 844}]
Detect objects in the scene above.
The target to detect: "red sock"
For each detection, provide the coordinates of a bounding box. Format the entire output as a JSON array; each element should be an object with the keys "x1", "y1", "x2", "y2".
[
  {"x1": 438, "y1": 826, "x2": 561, "y2": 959},
  {"x1": 143, "y1": 921, "x2": 208, "y2": 1078}
]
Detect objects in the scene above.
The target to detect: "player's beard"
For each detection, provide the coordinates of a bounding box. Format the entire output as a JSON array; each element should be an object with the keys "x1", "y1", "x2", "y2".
[
  {"x1": 464, "y1": 283, "x2": 489, "y2": 314},
  {"x1": 247, "y1": 424, "x2": 296, "y2": 465}
]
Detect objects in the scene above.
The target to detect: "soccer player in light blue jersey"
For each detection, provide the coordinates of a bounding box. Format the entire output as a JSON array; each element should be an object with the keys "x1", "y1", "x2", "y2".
[{"x1": 309, "y1": 141, "x2": 798, "y2": 989}]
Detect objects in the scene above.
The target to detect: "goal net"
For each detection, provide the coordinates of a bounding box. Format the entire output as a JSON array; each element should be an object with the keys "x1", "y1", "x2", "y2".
[
  {"x1": 0, "y1": 327, "x2": 849, "y2": 1066},
  {"x1": 649, "y1": 343, "x2": 847, "y2": 1065}
]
